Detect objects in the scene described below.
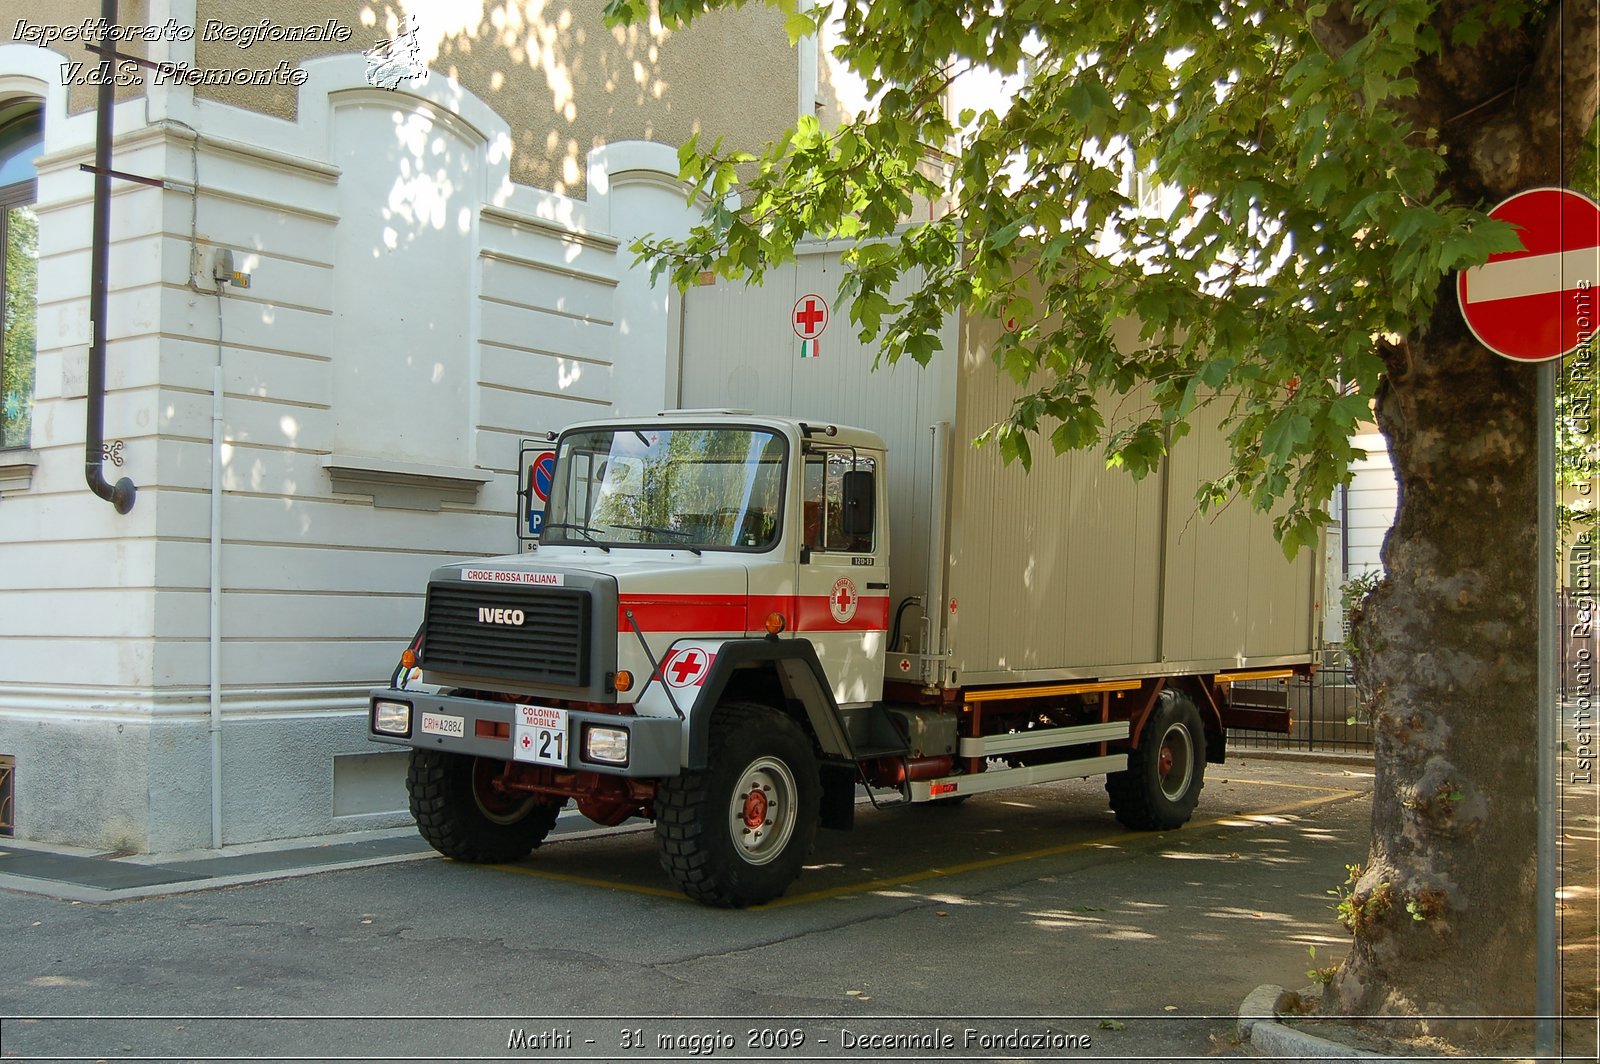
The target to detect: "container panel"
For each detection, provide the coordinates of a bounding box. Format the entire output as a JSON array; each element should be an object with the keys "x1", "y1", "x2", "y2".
[
  {"x1": 947, "y1": 314, "x2": 1163, "y2": 681},
  {"x1": 679, "y1": 247, "x2": 957, "y2": 646},
  {"x1": 1160, "y1": 400, "x2": 1320, "y2": 662}
]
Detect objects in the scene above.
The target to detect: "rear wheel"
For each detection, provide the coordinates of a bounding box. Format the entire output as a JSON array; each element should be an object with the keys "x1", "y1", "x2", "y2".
[
  {"x1": 656, "y1": 702, "x2": 820, "y2": 907},
  {"x1": 408, "y1": 750, "x2": 561, "y2": 862},
  {"x1": 1106, "y1": 690, "x2": 1205, "y2": 830}
]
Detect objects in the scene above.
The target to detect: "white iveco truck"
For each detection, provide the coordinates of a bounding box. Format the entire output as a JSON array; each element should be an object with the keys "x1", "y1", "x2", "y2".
[{"x1": 369, "y1": 251, "x2": 1322, "y2": 907}]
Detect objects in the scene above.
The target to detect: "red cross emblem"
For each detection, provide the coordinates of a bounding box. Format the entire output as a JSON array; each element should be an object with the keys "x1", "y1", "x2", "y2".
[
  {"x1": 519, "y1": 734, "x2": 532, "y2": 749},
  {"x1": 792, "y1": 294, "x2": 829, "y2": 339},
  {"x1": 664, "y1": 647, "x2": 711, "y2": 688},
  {"x1": 829, "y1": 577, "x2": 859, "y2": 624}
]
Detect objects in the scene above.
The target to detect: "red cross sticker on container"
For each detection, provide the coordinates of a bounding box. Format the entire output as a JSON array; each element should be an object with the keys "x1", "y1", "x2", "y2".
[
  {"x1": 663, "y1": 646, "x2": 712, "y2": 688},
  {"x1": 794, "y1": 293, "x2": 829, "y2": 359},
  {"x1": 1002, "y1": 301, "x2": 1021, "y2": 334}
]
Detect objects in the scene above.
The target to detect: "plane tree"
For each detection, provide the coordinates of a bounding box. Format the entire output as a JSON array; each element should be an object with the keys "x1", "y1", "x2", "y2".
[{"x1": 604, "y1": 0, "x2": 1599, "y2": 1029}]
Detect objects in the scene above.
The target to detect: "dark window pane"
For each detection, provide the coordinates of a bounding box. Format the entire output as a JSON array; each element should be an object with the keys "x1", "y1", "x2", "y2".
[
  {"x1": 0, "y1": 112, "x2": 42, "y2": 187},
  {"x1": 3, "y1": 204, "x2": 38, "y2": 448}
]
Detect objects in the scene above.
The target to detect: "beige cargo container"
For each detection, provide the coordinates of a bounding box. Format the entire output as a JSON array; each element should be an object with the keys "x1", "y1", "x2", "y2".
[{"x1": 679, "y1": 243, "x2": 1323, "y2": 689}]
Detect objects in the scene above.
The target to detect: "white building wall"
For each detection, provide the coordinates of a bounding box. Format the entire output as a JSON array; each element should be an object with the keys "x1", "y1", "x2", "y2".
[
  {"x1": 1346, "y1": 431, "x2": 1397, "y2": 580},
  {"x1": 0, "y1": 40, "x2": 697, "y2": 851}
]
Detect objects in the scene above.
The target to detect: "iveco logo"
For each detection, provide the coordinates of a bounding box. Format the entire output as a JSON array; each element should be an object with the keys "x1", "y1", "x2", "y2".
[{"x1": 477, "y1": 607, "x2": 525, "y2": 626}]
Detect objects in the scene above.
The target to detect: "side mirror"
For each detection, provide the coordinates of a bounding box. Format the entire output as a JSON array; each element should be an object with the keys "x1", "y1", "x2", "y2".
[{"x1": 841, "y1": 470, "x2": 875, "y2": 538}]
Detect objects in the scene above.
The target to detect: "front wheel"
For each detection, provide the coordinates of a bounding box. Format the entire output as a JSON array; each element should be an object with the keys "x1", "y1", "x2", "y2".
[
  {"x1": 1106, "y1": 690, "x2": 1206, "y2": 830},
  {"x1": 655, "y1": 702, "x2": 820, "y2": 907},
  {"x1": 408, "y1": 750, "x2": 562, "y2": 862}
]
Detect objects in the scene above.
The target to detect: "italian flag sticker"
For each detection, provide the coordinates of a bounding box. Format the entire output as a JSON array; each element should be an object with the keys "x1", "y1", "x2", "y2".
[{"x1": 793, "y1": 294, "x2": 828, "y2": 359}]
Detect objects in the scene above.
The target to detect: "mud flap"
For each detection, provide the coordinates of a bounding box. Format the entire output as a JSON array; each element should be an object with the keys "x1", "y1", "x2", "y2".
[{"x1": 818, "y1": 762, "x2": 857, "y2": 830}]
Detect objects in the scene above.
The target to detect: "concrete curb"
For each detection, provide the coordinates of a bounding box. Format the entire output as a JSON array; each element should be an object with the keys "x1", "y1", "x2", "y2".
[
  {"x1": 1240, "y1": 984, "x2": 1393, "y2": 1061},
  {"x1": 0, "y1": 815, "x2": 657, "y2": 904}
]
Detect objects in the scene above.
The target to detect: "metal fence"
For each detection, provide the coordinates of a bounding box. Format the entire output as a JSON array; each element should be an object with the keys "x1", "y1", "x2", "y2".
[
  {"x1": 1227, "y1": 650, "x2": 1373, "y2": 754},
  {"x1": 0, "y1": 754, "x2": 13, "y2": 837},
  {"x1": 1228, "y1": 597, "x2": 1598, "y2": 755}
]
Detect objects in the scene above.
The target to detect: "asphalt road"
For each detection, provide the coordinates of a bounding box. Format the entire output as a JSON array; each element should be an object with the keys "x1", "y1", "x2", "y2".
[{"x1": 0, "y1": 756, "x2": 1375, "y2": 1063}]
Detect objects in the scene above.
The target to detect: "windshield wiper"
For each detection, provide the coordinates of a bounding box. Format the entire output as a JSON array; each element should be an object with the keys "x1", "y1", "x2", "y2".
[
  {"x1": 541, "y1": 523, "x2": 610, "y2": 552},
  {"x1": 607, "y1": 524, "x2": 703, "y2": 555}
]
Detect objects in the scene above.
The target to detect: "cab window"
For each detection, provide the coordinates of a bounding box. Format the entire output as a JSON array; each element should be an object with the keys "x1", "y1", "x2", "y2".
[{"x1": 801, "y1": 452, "x2": 875, "y2": 553}]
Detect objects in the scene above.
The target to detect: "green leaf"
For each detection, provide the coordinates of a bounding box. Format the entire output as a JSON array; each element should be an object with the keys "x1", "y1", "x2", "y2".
[
  {"x1": 783, "y1": 10, "x2": 817, "y2": 43},
  {"x1": 1262, "y1": 414, "x2": 1312, "y2": 461},
  {"x1": 903, "y1": 332, "x2": 942, "y2": 365},
  {"x1": 1066, "y1": 82, "x2": 1097, "y2": 123},
  {"x1": 988, "y1": 217, "x2": 1029, "y2": 250}
]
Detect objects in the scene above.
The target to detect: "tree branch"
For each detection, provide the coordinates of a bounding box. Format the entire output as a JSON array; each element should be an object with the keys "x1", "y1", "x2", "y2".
[{"x1": 1465, "y1": 0, "x2": 1598, "y2": 195}]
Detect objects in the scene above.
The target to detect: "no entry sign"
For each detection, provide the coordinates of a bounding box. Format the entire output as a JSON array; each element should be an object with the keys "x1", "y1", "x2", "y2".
[{"x1": 1457, "y1": 187, "x2": 1600, "y2": 362}]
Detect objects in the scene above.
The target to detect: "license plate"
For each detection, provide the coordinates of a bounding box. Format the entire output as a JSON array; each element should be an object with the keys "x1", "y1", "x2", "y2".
[
  {"x1": 420, "y1": 712, "x2": 465, "y2": 738},
  {"x1": 512, "y1": 704, "x2": 568, "y2": 767}
]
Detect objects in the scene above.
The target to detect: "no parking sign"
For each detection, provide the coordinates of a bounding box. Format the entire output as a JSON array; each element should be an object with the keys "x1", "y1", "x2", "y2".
[{"x1": 518, "y1": 438, "x2": 557, "y2": 541}]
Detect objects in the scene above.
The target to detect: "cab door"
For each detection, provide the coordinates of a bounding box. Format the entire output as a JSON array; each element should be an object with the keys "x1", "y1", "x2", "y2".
[{"x1": 795, "y1": 448, "x2": 889, "y2": 705}]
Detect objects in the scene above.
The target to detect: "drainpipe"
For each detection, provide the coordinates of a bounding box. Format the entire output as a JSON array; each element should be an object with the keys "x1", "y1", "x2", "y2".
[
  {"x1": 210, "y1": 356, "x2": 223, "y2": 849},
  {"x1": 1340, "y1": 482, "x2": 1350, "y2": 582},
  {"x1": 86, "y1": 0, "x2": 136, "y2": 514}
]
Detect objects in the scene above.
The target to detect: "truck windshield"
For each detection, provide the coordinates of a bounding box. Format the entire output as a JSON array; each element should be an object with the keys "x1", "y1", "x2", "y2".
[{"x1": 544, "y1": 426, "x2": 787, "y2": 550}]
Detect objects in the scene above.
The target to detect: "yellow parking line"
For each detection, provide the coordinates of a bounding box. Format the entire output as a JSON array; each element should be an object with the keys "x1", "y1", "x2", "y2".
[
  {"x1": 757, "y1": 789, "x2": 1362, "y2": 910},
  {"x1": 482, "y1": 787, "x2": 1366, "y2": 906},
  {"x1": 1211, "y1": 777, "x2": 1370, "y2": 793}
]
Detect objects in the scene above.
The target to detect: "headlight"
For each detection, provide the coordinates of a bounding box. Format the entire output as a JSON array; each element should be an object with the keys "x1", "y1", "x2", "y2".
[
  {"x1": 372, "y1": 699, "x2": 412, "y2": 736},
  {"x1": 584, "y1": 725, "x2": 629, "y2": 765}
]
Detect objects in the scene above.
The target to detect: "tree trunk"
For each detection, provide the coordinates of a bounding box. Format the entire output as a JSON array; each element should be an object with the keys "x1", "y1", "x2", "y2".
[
  {"x1": 1336, "y1": 284, "x2": 1539, "y2": 1025},
  {"x1": 1319, "y1": 1, "x2": 1597, "y2": 1034}
]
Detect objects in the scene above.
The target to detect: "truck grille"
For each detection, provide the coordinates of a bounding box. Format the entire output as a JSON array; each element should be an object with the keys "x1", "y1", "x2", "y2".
[{"x1": 421, "y1": 581, "x2": 591, "y2": 687}]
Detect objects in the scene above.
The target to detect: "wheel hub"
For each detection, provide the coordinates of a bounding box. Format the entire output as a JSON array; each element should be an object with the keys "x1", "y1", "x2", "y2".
[
  {"x1": 1156, "y1": 723, "x2": 1194, "y2": 801},
  {"x1": 742, "y1": 787, "x2": 770, "y2": 829},
  {"x1": 727, "y1": 756, "x2": 797, "y2": 866}
]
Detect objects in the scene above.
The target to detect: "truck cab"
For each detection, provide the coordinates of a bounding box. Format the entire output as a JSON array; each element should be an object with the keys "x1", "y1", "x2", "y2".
[{"x1": 539, "y1": 413, "x2": 891, "y2": 707}]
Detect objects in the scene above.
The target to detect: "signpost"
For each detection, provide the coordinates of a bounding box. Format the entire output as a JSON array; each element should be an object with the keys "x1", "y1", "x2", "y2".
[{"x1": 1457, "y1": 187, "x2": 1600, "y2": 1055}]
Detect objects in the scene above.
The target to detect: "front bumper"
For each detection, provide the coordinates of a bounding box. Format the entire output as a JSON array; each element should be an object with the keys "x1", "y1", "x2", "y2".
[{"x1": 367, "y1": 688, "x2": 683, "y2": 777}]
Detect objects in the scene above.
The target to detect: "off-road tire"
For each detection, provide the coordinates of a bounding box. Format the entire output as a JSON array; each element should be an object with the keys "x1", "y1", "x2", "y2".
[
  {"x1": 1105, "y1": 690, "x2": 1206, "y2": 830},
  {"x1": 655, "y1": 702, "x2": 820, "y2": 907},
  {"x1": 408, "y1": 750, "x2": 561, "y2": 862}
]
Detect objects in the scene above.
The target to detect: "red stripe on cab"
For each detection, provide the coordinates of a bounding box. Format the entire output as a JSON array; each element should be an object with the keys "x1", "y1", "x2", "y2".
[{"x1": 616, "y1": 594, "x2": 889, "y2": 633}]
